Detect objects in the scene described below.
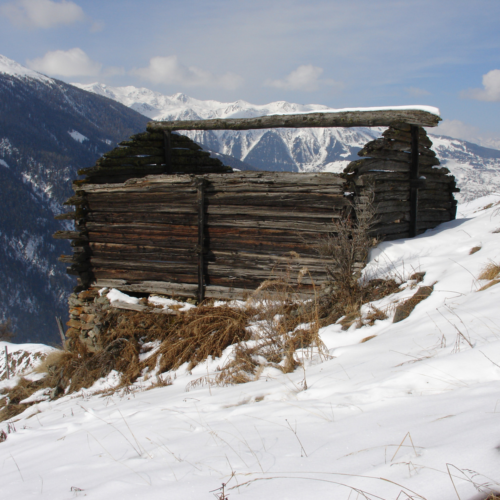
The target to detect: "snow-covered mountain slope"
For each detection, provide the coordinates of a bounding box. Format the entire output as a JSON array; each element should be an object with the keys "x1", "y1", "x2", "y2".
[
  {"x1": 2, "y1": 195, "x2": 500, "y2": 499},
  {"x1": 76, "y1": 83, "x2": 500, "y2": 202},
  {"x1": 0, "y1": 55, "x2": 149, "y2": 343}
]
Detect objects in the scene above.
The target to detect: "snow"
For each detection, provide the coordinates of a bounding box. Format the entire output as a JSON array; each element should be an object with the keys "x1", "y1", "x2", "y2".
[
  {"x1": 73, "y1": 82, "x2": 440, "y2": 122},
  {"x1": 106, "y1": 289, "x2": 140, "y2": 305},
  {"x1": 68, "y1": 130, "x2": 88, "y2": 143},
  {"x1": 2, "y1": 196, "x2": 500, "y2": 499},
  {"x1": 0, "y1": 159, "x2": 10, "y2": 168},
  {"x1": 0, "y1": 341, "x2": 55, "y2": 388},
  {"x1": 271, "y1": 104, "x2": 441, "y2": 118},
  {"x1": 148, "y1": 295, "x2": 195, "y2": 312},
  {"x1": 0, "y1": 54, "x2": 52, "y2": 84}
]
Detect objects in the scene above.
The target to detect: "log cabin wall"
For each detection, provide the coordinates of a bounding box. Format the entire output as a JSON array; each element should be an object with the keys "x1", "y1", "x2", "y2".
[
  {"x1": 53, "y1": 109, "x2": 458, "y2": 349},
  {"x1": 344, "y1": 124, "x2": 459, "y2": 241},
  {"x1": 59, "y1": 171, "x2": 351, "y2": 301}
]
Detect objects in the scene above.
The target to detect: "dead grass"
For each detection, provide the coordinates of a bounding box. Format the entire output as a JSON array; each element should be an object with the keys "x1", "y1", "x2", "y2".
[
  {"x1": 360, "y1": 335, "x2": 377, "y2": 343},
  {"x1": 470, "y1": 246, "x2": 482, "y2": 255},
  {"x1": 478, "y1": 261, "x2": 500, "y2": 280},
  {"x1": 34, "y1": 350, "x2": 66, "y2": 375},
  {"x1": 0, "y1": 377, "x2": 49, "y2": 422},
  {"x1": 143, "y1": 304, "x2": 253, "y2": 375},
  {"x1": 364, "y1": 306, "x2": 388, "y2": 326},
  {"x1": 0, "y1": 272, "x2": 401, "y2": 420}
]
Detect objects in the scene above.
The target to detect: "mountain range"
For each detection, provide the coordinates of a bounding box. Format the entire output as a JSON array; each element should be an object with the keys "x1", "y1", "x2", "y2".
[
  {"x1": 1, "y1": 53, "x2": 499, "y2": 343},
  {"x1": 76, "y1": 82, "x2": 500, "y2": 203}
]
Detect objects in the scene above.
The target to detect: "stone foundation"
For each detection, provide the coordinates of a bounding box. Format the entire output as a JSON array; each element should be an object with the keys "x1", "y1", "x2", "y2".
[{"x1": 66, "y1": 289, "x2": 112, "y2": 352}]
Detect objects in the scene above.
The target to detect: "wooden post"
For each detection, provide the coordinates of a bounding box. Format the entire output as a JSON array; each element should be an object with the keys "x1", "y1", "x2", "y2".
[
  {"x1": 55, "y1": 316, "x2": 66, "y2": 349},
  {"x1": 196, "y1": 179, "x2": 206, "y2": 303},
  {"x1": 163, "y1": 131, "x2": 172, "y2": 174},
  {"x1": 5, "y1": 346, "x2": 9, "y2": 380},
  {"x1": 409, "y1": 125, "x2": 420, "y2": 237}
]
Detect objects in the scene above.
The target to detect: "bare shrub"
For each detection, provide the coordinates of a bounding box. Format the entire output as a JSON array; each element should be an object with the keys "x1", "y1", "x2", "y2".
[
  {"x1": 0, "y1": 319, "x2": 15, "y2": 341},
  {"x1": 316, "y1": 192, "x2": 379, "y2": 315}
]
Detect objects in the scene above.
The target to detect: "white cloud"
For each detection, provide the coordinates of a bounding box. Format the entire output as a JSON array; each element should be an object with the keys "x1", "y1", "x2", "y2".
[
  {"x1": 0, "y1": 0, "x2": 85, "y2": 29},
  {"x1": 432, "y1": 119, "x2": 500, "y2": 150},
  {"x1": 27, "y1": 48, "x2": 101, "y2": 77},
  {"x1": 265, "y1": 64, "x2": 342, "y2": 92},
  {"x1": 132, "y1": 56, "x2": 243, "y2": 90},
  {"x1": 406, "y1": 87, "x2": 431, "y2": 97},
  {"x1": 461, "y1": 69, "x2": 500, "y2": 102},
  {"x1": 434, "y1": 119, "x2": 480, "y2": 142}
]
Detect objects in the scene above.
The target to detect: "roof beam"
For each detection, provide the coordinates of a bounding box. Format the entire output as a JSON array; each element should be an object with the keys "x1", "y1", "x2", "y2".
[{"x1": 147, "y1": 109, "x2": 441, "y2": 132}]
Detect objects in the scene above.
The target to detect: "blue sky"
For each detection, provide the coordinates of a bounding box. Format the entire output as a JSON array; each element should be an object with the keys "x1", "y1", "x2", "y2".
[{"x1": 1, "y1": 0, "x2": 500, "y2": 146}]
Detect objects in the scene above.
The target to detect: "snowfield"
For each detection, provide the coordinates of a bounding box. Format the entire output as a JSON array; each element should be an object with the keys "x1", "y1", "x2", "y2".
[{"x1": 1, "y1": 195, "x2": 500, "y2": 500}]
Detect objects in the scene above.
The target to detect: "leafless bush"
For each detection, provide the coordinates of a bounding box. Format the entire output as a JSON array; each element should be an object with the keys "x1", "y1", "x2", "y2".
[
  {"x1": 317, "y1": 193, "x2": 379, "y2": 310},
  {"x1": 0, "y1": 319, "x2": 15, "y2": 341}
]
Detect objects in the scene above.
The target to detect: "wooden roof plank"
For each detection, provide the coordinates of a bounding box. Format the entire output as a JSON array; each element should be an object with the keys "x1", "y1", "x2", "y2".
[{"x1": 147, "y1": 108, "x2": 441, "y2": 132}]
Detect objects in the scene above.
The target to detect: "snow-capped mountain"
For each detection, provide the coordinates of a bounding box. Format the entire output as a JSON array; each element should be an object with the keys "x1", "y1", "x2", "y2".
[
  {"x1": 0, "y1": 55, "x2": 149, "y2": 343},
  {"x1": 75, "y1": 82, "x2": 500, "y2": 202}
]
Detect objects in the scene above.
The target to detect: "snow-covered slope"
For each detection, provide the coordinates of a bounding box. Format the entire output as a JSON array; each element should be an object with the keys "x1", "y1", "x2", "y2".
[
  {"x1": 0, "y1": 54, "x2": 53, "y2": 84},
  {"x1": 2, "y1": 195, "x2": 500, "y2": 499},
  {"x1": 75, "y1": 83, "x2": 500, "y2": 202}
]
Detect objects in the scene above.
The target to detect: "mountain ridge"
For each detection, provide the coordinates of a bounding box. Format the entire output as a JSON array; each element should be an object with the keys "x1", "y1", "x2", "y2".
[{"x1": 74, "y1": 82, "x2": 500, "y2": 202}]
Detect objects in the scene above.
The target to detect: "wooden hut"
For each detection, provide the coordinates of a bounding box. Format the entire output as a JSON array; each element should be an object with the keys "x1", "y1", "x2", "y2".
[{"x1": 54, "y1": 107, "x2": 458, "y2": 349}]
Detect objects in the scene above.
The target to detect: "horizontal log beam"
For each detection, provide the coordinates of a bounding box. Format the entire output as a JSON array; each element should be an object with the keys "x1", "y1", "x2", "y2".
[{"x1": 147, "y1": 109, "x2": 441, "y2": 131}]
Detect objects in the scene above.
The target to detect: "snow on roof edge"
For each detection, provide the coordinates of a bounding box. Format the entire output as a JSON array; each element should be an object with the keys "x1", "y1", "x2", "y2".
[{"x1": 269, "y1": 105, "x2": 440, "y2": 118}]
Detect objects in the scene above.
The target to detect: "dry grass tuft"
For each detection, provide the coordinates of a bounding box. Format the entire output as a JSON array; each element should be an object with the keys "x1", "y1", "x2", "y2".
[
  {"x1": 364, "y1": 306, "x2": 388, "y2": 326},
  {"x1": 0, "y1": 377, "x2": 48, "y2": 421},
  {"x1": 34, "y1": 350, "x2": 66, "y2": 375},
  {"x1": 143, "y1": 304, "x2": 252, "y2": 375},
  {"x1": 469, "y1": 246, "x2": 482, "y2": 255},
  {"x1": 478, "y1": 261, "x2": 500, "y2": 280}
]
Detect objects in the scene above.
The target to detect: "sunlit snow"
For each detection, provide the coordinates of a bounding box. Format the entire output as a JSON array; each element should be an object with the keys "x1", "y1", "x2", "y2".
[{"x1": 1, "y1": 195, "x2": 500, "y2": 499}]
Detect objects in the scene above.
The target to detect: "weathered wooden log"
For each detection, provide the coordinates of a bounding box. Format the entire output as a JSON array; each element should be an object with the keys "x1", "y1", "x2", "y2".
[
  {"x1": 148, "y1": 109, "x2": 441, "y2": 131},
  {"x1": 85, "y1": 202, "x2": 343, "y2": 218},
  {"x1": 93, "y1": 279, "x2": 315, "y2": 300},
  {"x1": 359, "y1": 138, "x2": 436, "y2": 154},
  {"x1": 92, "y1": 266, "x2": 323, "y2": 288},
  {"x1": 86, "y1": 212, "x2": 342, "y2": 232},
  {"x1": 63, "y1": 195, "x2": 85, "y2": 206},
  {"x1": 85, "y1": 190, "x2": 347, "y2": 209},
  {"x1": 81, "y1": 171, "x2": 347, "y2": 192},
  {"x1": 118, "y1": 140, "x2": 164, "y2": 148},
  {"x1": 103, "y1": 146, "x2": 165, "y2": 158},
  {"x1": 87, "y1": 232, "x2": 318, "y2": 256},
  {"x1": 53, "y1": 230, "x2": 88, "y2": 240},
  {"x1": 54, "y1": 211, "x2": 77, "y2": 220},
  {"x1": 104, "y1": 147, "x2": 212, "y2": 160},
  {"x1": 382, "y1": 128, "x2": 433, "y2": 146}
]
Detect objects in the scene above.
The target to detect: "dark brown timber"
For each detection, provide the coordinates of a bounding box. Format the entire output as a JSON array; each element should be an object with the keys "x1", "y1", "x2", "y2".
[
  {"x1": 196, "y1": 178, "x2": 206, "y2": 302},
  {"x1": 409, "y1": 125, "x2": 420, "y2": 237}
]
